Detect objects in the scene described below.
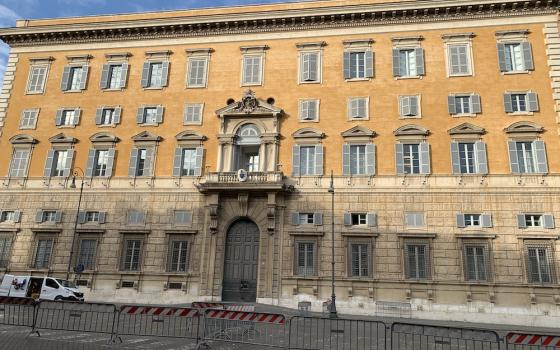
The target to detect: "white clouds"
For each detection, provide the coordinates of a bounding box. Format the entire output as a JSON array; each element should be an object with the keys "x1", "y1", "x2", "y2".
[
  {"x1": 0, "y1": 43, "x2": 11, "y2": 90},
  {"x1": 0, "y1": 4, "x2": 21, "y2": 27}
]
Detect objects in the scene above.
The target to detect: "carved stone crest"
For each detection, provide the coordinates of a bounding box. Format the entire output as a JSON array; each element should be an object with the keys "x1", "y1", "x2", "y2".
[{"x1": 234, "y1": 90, "x2": 258, "y2": 114}]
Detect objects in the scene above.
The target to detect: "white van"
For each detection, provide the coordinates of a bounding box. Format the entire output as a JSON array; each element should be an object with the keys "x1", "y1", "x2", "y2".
[{"x1": 0, "y1": 275, "x2": 84, "y2": 302}]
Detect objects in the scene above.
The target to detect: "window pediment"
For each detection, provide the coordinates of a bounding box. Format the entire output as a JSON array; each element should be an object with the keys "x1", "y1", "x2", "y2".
[
  {"x1": 504, "y1": 121, "x2": 544, "y2": 134},
  {"x1": 132, "y1": 131, "x2": 162, "y2": 143},
  {"x1": 176, "y1": 130, "x2": 207, "y2": 142},
  {"x1": 292, "y1": 128, "x2": 325, "y2": 142},
  {"x1": 90, "y1": 132, "x2": 119, "y2": 143},
  {"x1": 448, "y1": 123, "x2": 485, "y2": 136},
  {"x1": 10, "y1": 134, "x2": 38, "y2": 145},
  {"x1": 341, "y1": 125, "x2": 376, "y2": 139},
  {"x1": 394, "y1": 124, "x2": 429, "y2": 137},
  {"x1": 49, "y1": 133, "x2": 77, "y2": 144},
  {"x1": 216, "y1": 90, "x2": 283, "y2": 117}
]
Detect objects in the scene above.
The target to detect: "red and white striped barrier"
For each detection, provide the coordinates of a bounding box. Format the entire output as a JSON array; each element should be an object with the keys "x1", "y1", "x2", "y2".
[
  {"x1": 192, "y1": 302, "x2": 225, "y2": 309},
  {"x1": 120, "y1": 305, "x2": 199, "y2": 318},
  {"x1": 507, "y1": 333, "x2": 560, "y2": 347},
  {"x1": 204, "y1": 309, "x2": 285, "y2": 324},
  {"x1": 0, "y1": 296, "x2": 35, "y2": 305},
  {"x1": 225, "y1": 305, "x2": 255, "y2": 312}
]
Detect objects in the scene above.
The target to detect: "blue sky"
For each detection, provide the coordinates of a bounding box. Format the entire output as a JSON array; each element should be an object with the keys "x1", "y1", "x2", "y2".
[{"x1": 0, "y1": 0, "x2": 294, "y2": 89}]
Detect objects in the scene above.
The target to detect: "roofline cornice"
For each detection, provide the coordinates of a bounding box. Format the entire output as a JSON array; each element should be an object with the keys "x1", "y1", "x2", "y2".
[{"x1": 0, "y1": 0, "x2": 558, "y2": 47}]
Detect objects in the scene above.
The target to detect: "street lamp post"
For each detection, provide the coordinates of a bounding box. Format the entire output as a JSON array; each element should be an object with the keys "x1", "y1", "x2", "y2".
[
  {"x1": 328, "y1": 171, "x2": 338, "y2": 318},
  {"x1": 66, "y1": 169, "x2": 85, "y2": 281}
]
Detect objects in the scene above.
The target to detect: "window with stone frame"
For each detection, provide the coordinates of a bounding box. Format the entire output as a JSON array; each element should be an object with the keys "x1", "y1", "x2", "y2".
[
  {"x1": 299, "y1": 51, "x2": 321, "y2": 83},
  {"x1": 32, "y1": 234, "x2": 55, "y2": 269},
  {"x1": 399, "y1": 96, "x2": 421, "y2": 118},
  {"x1": 100, "y1": 61, "x2": 129, "y2": 90},
  {"x1": 504, "y1": 92, "x2": 538, "y2": 114},
  {"x1": 19, "y1": 109, "x2": 39, "y2": 130},
  {"x1": 9, "y1": 148, "x2": 31, "y2": 178},
  {"x1": 184, "y1": 103, "x2": 204, "y2": 125},
  {"x1": 405, "y1": 212, "x2": 425, "y2": 228},
  {"x1": 120, "y1": 236, "x2": 144, "y2": 271},
  {"x1": 95, "y1": 107, "x2": 122, "y2": 126},
  {"x1": 173, "y1": 211, "x2": 192, "y2": 226},
  {"x1": 167, "y1": 236, "x2": 190, "y2": 272},
  {"x1": 0, "y1": 234, "x2": 13, "y2": 268},
  {"x1": 127, "y1": 211, "x2": 145, "y2": 225},
  {"x1": 299, "y1": 100, "x2": 319, "y2": 122},
  {"x1": 26, "y1": 63, "x2": 50, "y2": 94},
  {"x1": 394, "y1": 124, "x2": 431, "y2": 175},
  {"x1": 0, "y1": 210, "x2": 20, "y2": 223},
  {"x1": 524, "y1": 241, "x2": 556, "y2": 284},
  {"x1": 187, "y1": 56, "x2": 209, "y2": 88},
  {"x1": 403, "y1": 240, "x2": 431, "y2": 280},
  {"x1": 347, "y1": 97, "x2": 368, "y2": 120},
  {"x1": 242, "y1": 54, "x2": 263, "y2": 86},
  {"x1": 294, "y1": 238, "x2": 317, "y2": 277},
  {"x1": 77, "y1": 237, "x2": 99, "y2": 271},
  {"x1": 292, "y1": 212, "x2": 322, "y2": 226},
  {"x1": 55, "y1": 108, "x2": 80, "y2": 127},
  {"x1": 347, "y1": 238, "x2": 372, "y2": 277},
  {"x1": 462, "y1": 241, "x2": 491, "y2": 282}
]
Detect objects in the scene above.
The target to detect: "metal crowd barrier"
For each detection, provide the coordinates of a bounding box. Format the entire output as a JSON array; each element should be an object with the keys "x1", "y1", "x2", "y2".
[
  {"x1": 201, "y1": 308, "x2": 288, "y2": 348},
  {"x1": 116, "y1": 305, "x2": 201, "y2": 340},
  {"x1": 288, "y1": 315, "x2": 387, "y2": 350},
  {"x1": 32, "y1": 301, "x2": 117, "y2": 343},
  {"x1": 390, "y1": 322, "x2": 501, "y2": 350},
  {"x1": 0, "y1": 296, "x2": 36, "y2": 327},
  {"x1": 506, "y1": 332, "x2": 560, "y2": 349}
]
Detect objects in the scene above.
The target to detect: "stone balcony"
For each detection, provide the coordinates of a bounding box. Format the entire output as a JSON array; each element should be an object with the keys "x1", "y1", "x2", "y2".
[{"x1": 195, "y1": 171, "x2": 286, "y2": 193}]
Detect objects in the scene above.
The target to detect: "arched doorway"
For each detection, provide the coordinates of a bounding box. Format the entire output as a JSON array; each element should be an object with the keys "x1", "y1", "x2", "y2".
[{"x1": 222, "y1": 219, "x2": 260, "y2": 302}]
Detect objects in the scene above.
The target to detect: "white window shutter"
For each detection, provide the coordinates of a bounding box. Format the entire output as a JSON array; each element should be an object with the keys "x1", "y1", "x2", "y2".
[
  {"x1": 543, "y1": 214, "x2": 555, "y2": 229},
  {"x1": 481, "y1": 214, "x2": 493, "y2": 228},
  {"x1": 456, "y1": 213, "x2": 465, "y2": 228}
]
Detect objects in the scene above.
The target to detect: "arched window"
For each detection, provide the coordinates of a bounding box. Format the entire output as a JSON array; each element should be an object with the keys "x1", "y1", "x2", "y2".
[{"x1": 236, "y1": 124, "x2": 261, "y2": 145}]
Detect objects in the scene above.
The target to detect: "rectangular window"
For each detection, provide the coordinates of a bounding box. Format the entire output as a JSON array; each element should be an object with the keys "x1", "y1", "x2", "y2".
[
  {"x1": 9, "y1": 149, "x2": 30, "y2": 178},
  {"x1": 404, "y1": 243, "x2": 429, "y2": 279},
  {"x1": 348, "y1": 98, "x2": 368, "y2": 119},
  {"x1": 296, "y1": 242, "x2": 315, "y2": 276},
  {"x1": 143, "y1": 107, "x2": 158, "y2": 124},
  {"x1": 454, "y1": 96, "x2": 471, "y2": 114},
  {"x1": 511, "y1": 94, "x2": 527, "y2": 112},
  {"x1": 181, "y1": 148, "x2": 197, "y2": 176},
  {"x1": 148, "y1": 62, "x2": 163, "y2": 87},
  {"x1": 121, "y1": 239, "x2": 142, "y2": 271},
  {"x1": 464, "y1": 244, "x2": 488, "y2": 281},
  {"x1": 94, "y1": 150, "x2": 109, "y2": 177},
  {"x1": 174, "y1": 211, "x2": 192, "y2": 225},
  {"x1": 33, "y1": 238, "x2": 54, "y2": 269},
  {"x1": 184, "y1": 103, "x2": 203, "y2": 124},
  {"x1": 526, "y1": 245, "x2": 554, "y2": 284},
  {"x1": 448, "y1": 44, "x2": 471, "y2": 75},
  {"x1": 399, "y1": 96, "x2": 420, "y2": 118},
  {"x1": 458, "y1": 142, "x2": 476, "y2": 174},
  {"x1": 299, "y1": 146, "x2": 316, "y2": 176},
  {"x1": 299, "y1": 100, "x2": 319, "y2": 121},
  {"x1": 187, "y1": 57, "x2": 208, "y2": 88},
  {"x1": 85, "y1": 211, "x2": 100, "y2": 223},
  {"x1": 108, "y1": 64, "x2": 123, "y2": 89},
  {"x1": 405, "y1": 213, "x2": 425, "y2": 227},
  {"x1": 399, "y1": 49, "x2": 417, "y2": 77},
  {"x1": 349, "y1": 51, "x2": 366, "y2": 79},
  {"x1": 136, "y1": 149, "x2": 147, "y2": 177},
  {"x1": 351, "y1": 213, "x2": 367, "y2": 226},
  {"x1": 525, "y1": 214, "x2": 542, "y2": 228},
  {"x1": 168, "y1": 239, "x2": 189, "y2": 272},
  {"x1": 77, "y1": 239, "x2": 97, "y2": 270},
  {"x1": 0, "y1": 235, "x2": 12, "y2": 268},
  {"x1": 350, "y1": 243, "x2": 369, "y2": 277},
  {"x1": 20, "y1": 109, "x2": 39, "y2": 129},
  {"x1": 51, "y1": 150, "x2": 69, "y2": 177},
  {"x1": 350, "y1": 145, "x2": 366, "y2": 175},
  {"x1": 60, "y1": 109, "x2": 78, "y2": 126},
  {"x1": 298, "y1": 213, "x2": 315, "y2": 225},
  {"x1": 42, "y1": 211, "x2": 57, "y2": 223},
  {"x1": 402, "y1": 144, "x2": 420, "y2": 174},
  {"x1": 242, "y1": 55, "x2": 263, "y2": 85},
  {"x1": 505, "y1": 43, "x2": 524, "y2": 71},
  {"x1": 464, "y1": 214, "x2": 481, "y2": 227},
  {"x1": 0, "y1": 211, "x2": 16, "y2": 223},
  {"x1": 68, "y1": 66, "x2": 84, "y2": 91},
  {"x1": 300, "y1": 52, "x2": 320, "y2": 83},
  {"x1": 127, "y1": 211, "x2": 145, "y2": 225},
  {"x1": 26, "y1": 65, "x2": 48, "y2": 93},
  {"x1": 101, "y1": 108, "x2": 115, "y2": 125},
  {"x1": 516, "y1": 142, "x2": 536, "y2": 173}
]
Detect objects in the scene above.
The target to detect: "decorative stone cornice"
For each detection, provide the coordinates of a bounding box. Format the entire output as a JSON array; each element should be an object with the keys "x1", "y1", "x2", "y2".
[{"x1": 1, "y1": 0, "x2": 558, "y2": 47}]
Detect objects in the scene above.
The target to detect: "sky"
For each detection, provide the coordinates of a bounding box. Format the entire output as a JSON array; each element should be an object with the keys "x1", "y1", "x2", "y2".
[{"x1": 0, "y1": 0, "x2": 296, "y2": 89}]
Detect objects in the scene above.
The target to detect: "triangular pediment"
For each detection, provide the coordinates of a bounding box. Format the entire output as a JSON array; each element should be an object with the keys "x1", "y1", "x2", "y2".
[
  {"x1": 341, "y1": 125, "x2": 376, "y2": 138},
  {"x1": 132, "y1": 131, "x2": 162, "y2": 142},
  {"x1": 448, "y1": 123, "x2": 486, "y2": 135},
  {"x1": 90, "y1": 132, "x2": 119, "y2": 143},
  {"x1": 49, "y1": 133, "x2": 77, "y2": 144},
  {"x1": 394, "y1": 124, "x2": 429, "y2": 136},
  {"x1": 292, "y1": 128, "x2": 325, "y2": 140},
  {"x1": 9, "y1": 134, "x2": 38, "y2": 145},
  {"x1": 216, "y1": 90, "x2": 283, "y2": 116},
  {"x1": 504, "y1": 121, "x2": 544, "y2": 134},
  {"x1": 176, "y1": 130, "x2": 207, "y2": 142}
]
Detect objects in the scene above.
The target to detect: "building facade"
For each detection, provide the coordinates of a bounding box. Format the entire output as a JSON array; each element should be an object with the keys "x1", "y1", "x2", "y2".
[{"x1": 0, "y1": 0, "x2": 559, "y2": 325}]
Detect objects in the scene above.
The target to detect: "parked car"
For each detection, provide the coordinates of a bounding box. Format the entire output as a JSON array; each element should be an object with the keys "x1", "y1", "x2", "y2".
[{"x1": 0, "y1": 275, "x2": 84, "y2": 301}]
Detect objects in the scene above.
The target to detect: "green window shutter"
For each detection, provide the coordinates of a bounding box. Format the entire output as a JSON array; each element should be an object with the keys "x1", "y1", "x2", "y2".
[
  {"x1": 43, "y1": 150, "x2": 55, "y2": 177},
  {"x1": 450, "y1": 142, "x2": 460, "y2": 174},
  {"x1": 522, "y1": 42, "x2": 534, "y2": 70},
  {"x1": 392, "y1": 49, "x2": 401, "y2": 77},
  {"x1": 128, "y1": 148, "x2": 139, "y2": 177},
  {"x1": 471, "y1": 94, "x2": 482, "y2": 114},
  {"x1": 315, "y1": 144, "x2": 323, "y2": 175},
  {"x1": 114, "y1": 107, "x2": 122, "y2": 124},
  {"x1": 136, "y1": 107, "x2": 145, "y2": 124},
  {"x1": 292, "y1": 145, "x2": 301, "y2": 177},
  {"x1": 63, "y1": 149, "x2": 74, "y2": 177},
  {"x1": 419, "y1": 142, "x2": 431, "y2": 174},
  {"x1": 415, "y1": 48, "x2": 425, "y2": 75},
  {"x1": 120, "y1": 63, "x2": 129, "y2": 88},
  {"x1": 79, "y1": 66, "x2": 89, "y2": 90},
  {"x1": 343, "y1": 51, "x2": 352, "y2": 79},
  {"x1": 161, "y1": 61, "x2": 170, "y2": 86},
  {"x1": 140, "y1": 62, "x2": 151, "y2": 88},
  {"x1": 95, "y1": 108, "x2": 103, "y2": 125},
  {"x1": 194, "y1": 147, "x2": 204, "y2": 176},
  {"x1": 105, "y1": 149, "x2": 116, "y2": 177},
  {"x1": 508, "y1": 141, "x2": 520, "y2": 173},
  {"x1": 475, "y1": 141, "x2": 488, "y2": 175},
  {"x1": 155, "y1": 106, "x2": 164, "y2": 123},
  {"x1": 365, "y1": 50, "x2": 374, "y2": 78},
  {"x1": 342, "y1": 144, "x2": 351, "y2": 175},
  {"x1": 533, "y1": 140, "x2": 548, "y2": 174},
  {"x1": 456, "y1": 213, "x2": 465, "y2": 228},
  {"x1": 55, "y1": 109, "x2": 63, "y2": 126},
  {"x1": 172, "y1": 148, "x2": 183, "y2": 177},
  {"x1": 366, "y1": 143, "x2": 375, "y2": 176},
  {"x1": 395, "y1": 143, "x2": 404, "y2": 174},
  {"x1": 85, "y1": 149, "x2": 96, "y2": 177},
  {"x1": 497, "y1": 43, "x2": 508, "y2": 72},
  {"x1": 503, "y1": 93, "x2": 513, "y2": 113},
  {"x1": 527, "y1": 92, "x2": 539, "y2": 112},
  {"x1": 448, "y1": 95, "x2": 457, "y2": 114},
  {"x1": 60, "y1": 66, "x2": 71, "y2": 91},
  {"x1": 100, "y1": 64, "x2": 110, "y2": 89}
]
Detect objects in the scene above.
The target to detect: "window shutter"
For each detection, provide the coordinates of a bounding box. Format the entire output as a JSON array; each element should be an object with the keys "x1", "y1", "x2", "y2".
[
  {"x1": 100, "y1": 64, "x2": 110, "y2": 89},
  {"x1": 35, "y1": 210, "x2": 43, "y2": 223},
  {"x1": 343, "y1": 213, "x2": 352, "y2": 226},
  {"x1": 508, "y1": 141, "x2": 520, "y2": 173},
  {"x1": 527, "y1": 92, "x2": 539, "y2": 112},
  {"x1": 194, "y1": 147, "x2": 204, "y2": 176},
  {"x1": 315, "y1": 144, "x2": 323, "y2": 175},
  {"x1": 78, "y1": 211, "x2": 87, "y2": 224},
  {"x1": 395, "y1": 143, "x2": 404, "y2": 174},
  {"x1": 292, "y1": 212, "x2": 300, "y2": 226},
  {"x1": 105, "y1": 148, "x2": 116, "y2": 177},
  {"x1": 63, "y1": 149, "x2": 74, "y2": 177},
  {"x1": 367, "y1": 213, "x2": 377, "y2": 227},
  {"x1": 55, "y1": 109, "x2": 63, "y2": 126},
  {"x1": 392, "y1": 49, "x2": 401, "y2": 77},
  {"x1": 161, "y1": 61, "x2": 170, "y2": 86},
  {"x1": 471, "y1": 94, "x2": 482, "y2": 114},
  {"x1": 156, "y1": 106, "x2": 164, "y2": 123},
  {"x1": 456, "y1": 213, "x2": 465, "y2": 228},
  {"x1": 60, "y1": 66, "x2": 71, "y2": 91},
  {"x1": 55, "y1": 211, "x2": 63, "y2": 223},
  {"x1": 292, "y1": 145, "x2": 301, "y2": 177},
  {"x1": 85, "y1": 149, "x2": 96, "y2": 177},
  {"x1": 301, "y1": 53, "x2": 310, "y2": 81},
  {"x1": 503, "y1": 93, "x2": 513, "y2": 113},
  {"x1": 415, "y1": 48, "x2": 425, "y2": 75},
  {"x1": 450, "y1": 142, "x2": 461, "y2": 174},
  {"x1": 343, "y1": 51, "x2": 352, "y2": 79},
  {"x1": 144, "y1": 148, "x2": 155, "y2": 177},
  {"x1": 128, "y1": 148, "x2": 139, "y2": 177},
  {"x1": 400, "y1": 96, "x2": 410, "y2": 116},
  {"x1": 79, "y1": 66, "x2": 89, "y2": 90},
  {"x1": 14, "y1": 210, "x2": 22, "y2": 223},
  {"x1": 533, "y1": 140, "x2": 548, "y2": 174},
  {"x1": 342, "y1": 144, "x2": 351, "y2": 176},
  {"x1": 95, "y1": 108, "x2": 103, "y2": 125},
  {"x1": 74, "y1": 108, "x2": 81, "y2": 126},
  {"x1": 522, "y1": 42, "x2": 534, "y2": 70},
  {"x1": 475, "y1": 141, "x2": 488, "y2": 175},
  {"x1": 366, "y1": 143, "x2": 376, "y2": 175},
  {"x1": 365, "y1": 50, "x2": 374, "y2": 78},
  {"x1": 481, "y1": 214, "x2": 493, "y2": 228},
  {"x1": 99, "y1": 212, "x2": 107, "y2": 224},
  {"x1": 43, "y1": 149, "x2": 55, "y2": 177},
  {"x1": 313, "y1": 213, "x2": 323, "y2": 226},
  {"x1": 120, "y1": 63, "x2": 129, "y2": 88},
  {"x1": 136, "y1": 107, "x2": 145, "y2": 124},
  {"x1": 114, "y1": 107, "x2": 122, "y2": 124},
  {"x1": 409, "y1": 96, "x2": 419, "y2": 116},
  {"x1": 543, "y1": 214, "x2": 555, "y2": 229},
  {"x1": 172, "y1": 148, "x2": 183, "y2": 177},
  {"x1": 419, "y1": 142, "x2": 431, "y2": 174},
  {"x1": 497, "y1": 43, "x2": 508, "y2": 72},
  {"x1": 140, "y1": 62, "x2": 151, "y2": 88},
  {"x1": 448, "y1": 95, "x2": 457, "y2": 114},
  {"x1": 517, "y1": 214, "x2": 527, "y2": 229}
]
